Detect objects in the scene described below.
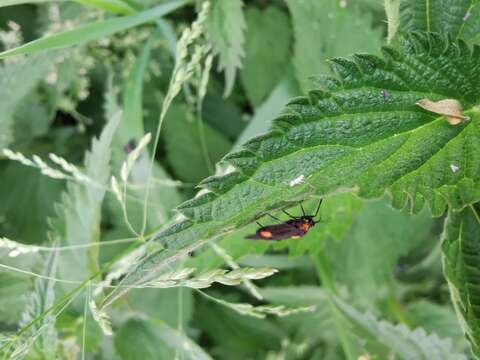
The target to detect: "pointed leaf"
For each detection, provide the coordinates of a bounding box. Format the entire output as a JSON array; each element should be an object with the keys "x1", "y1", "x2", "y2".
[
  {"x1": 16, "y1": 250, "x2": 59, "y2": 359},
  {"x1": 103, "y1": 33, "x2": 480, "y2": 306},
  {"x1": 207, "y1": 0, "x2": 246, "y2": 96},
  {"x1": 334, "y1": 297, "x2": 467, "y2": 360},
  {"x1": 442, "y1": 205, "x2": 480, "y2": 357},
  {"x1": 49, "y1": 114, "x2": 119, "y2": 287}
]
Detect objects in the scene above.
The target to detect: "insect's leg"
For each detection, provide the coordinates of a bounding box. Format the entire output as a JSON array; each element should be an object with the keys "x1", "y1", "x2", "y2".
[
  {"x1": 256, "y1": 221, "x2": 264, "y2": 227},
  {"x1": 282, "y1": 209, "x2": 297, "y2": 219},
  {"x1": 300, "y1": 203, "x2": 306, "y2": 217},
  {"x1": 314, "y1": 199, "x2": 323, "y2": 220},
  {"x1": 266, "y1": 213, "x2": 282, "y2": 222}
]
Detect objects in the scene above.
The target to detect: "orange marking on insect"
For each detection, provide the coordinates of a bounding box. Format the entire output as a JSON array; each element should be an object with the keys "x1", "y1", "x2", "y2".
[
  {"x1": 300, "y1": 223, "x2": 311, "y2": 231},
  {"x1": 260, "y1": 230, "x2": 273, "y2": 238}
]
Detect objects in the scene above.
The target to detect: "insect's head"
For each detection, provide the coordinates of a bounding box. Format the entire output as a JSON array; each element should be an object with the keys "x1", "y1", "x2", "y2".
[{"x1": 300, "y1": 216, "x2": 317, "y2": 230}]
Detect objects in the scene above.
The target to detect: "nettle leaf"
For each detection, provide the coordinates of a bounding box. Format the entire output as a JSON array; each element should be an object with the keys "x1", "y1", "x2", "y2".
[
  {"x1": 334, "y1": 297, "x2": 467, "y2": 360},
  {"x1": 0, "y1": 272, "x2": 30, "y2": 325},
  {"x1": 406, "y1": 300, "x2": 466, "y2": 348},
  {"x1": 399, "y1": 0, "x2": 480, "y2": 40},
  {"x1": 462, "y1": 4, "x2": 480, "y2": 43},
  {"x1": 240, "y1": 6, "x2": 292, "y2": 107},
  {"x1": 286, "y1": 0, "x2": 383, "y2": 92},
  {"x1": 207, "y1": 0, "x2": 246, "y2": 97},
  {"x1": 103, "y1": 33, "x2": 480, "y2": 306},
  {"x1": 164, "y1": 104, "x2": 232, "y2": 183},
  {"x1": 49, "y1": 114, "x2": 119, "y2": 287},
  {"x1": 114, "y1": 318, "x2": 212, "y2": 360},
  {"x1": 17, "y1": 250, "x2": 59, "y2": 359},
  {"x1": 330, "y1": 199, "x2": 435, "y2": 310},
  {"x1": 442, "y1": 205, "x2": 480, "y2": 357},
  {"x1": 0, "y1": 54, "x2": 54, "y2": 149}
]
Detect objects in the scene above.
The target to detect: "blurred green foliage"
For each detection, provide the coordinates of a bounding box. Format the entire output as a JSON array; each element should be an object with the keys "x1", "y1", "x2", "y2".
[{"x1": 0, "y1": 0, "x2": 479, "y2": 359}]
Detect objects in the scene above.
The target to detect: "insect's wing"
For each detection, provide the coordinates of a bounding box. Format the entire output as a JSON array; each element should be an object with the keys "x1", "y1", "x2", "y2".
[{"x1": 246, "y1": 223, "x2": 305, "y2": 241}]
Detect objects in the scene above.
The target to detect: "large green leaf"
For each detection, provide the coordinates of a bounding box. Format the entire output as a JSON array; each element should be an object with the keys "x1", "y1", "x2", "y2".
[
  {"x1": 0, "y1": 272, "x2": 31, "y2": 325},
  {"x1": 103, "y1": 33, "x2": 480, "y2": 306},
  {"x1": 0, "y1": 164, "x2": 64, "y2": 244},
  {"x1": 399, "y1": 0, "x2": 479, "y2": 39},
  {"x1": 286, "y1": 0, "x2": 383, "y2": 92},
  {"x1": 240, "y1": 6, "x2": 292, "y2": 107},
  {"x1": 461, "y1": 4, "x2": 480, "y2": 43},
  {"x1": 406, "y1": 300, "x2": 467, "y2": 350},
  {"x1": 330, "y1": 198, "x2": 435, "y2": 310},
  {"x1": 163, "y1": 104, "x2": 232, "y2": 184},
  {"x1": 234, "y1": 74, "x2": 299, "y2": 149},
  {"x1": 442, "y1": 205, "x2": 480, "y2": 357},
  {"x1": 193, "y1": 295, "x2": 283, "y2": 359},
  {"x1": 334, "y1": 297, "x2": 467, "y2": 359},
  {"x1": 114, "y1": 318, "x2": 212, "y2": 360},
  {"x1": 0, "y1": 54, "x2": 54, "y2": 149}
]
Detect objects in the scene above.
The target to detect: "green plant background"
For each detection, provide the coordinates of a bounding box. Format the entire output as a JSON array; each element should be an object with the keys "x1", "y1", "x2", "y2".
[{"x1": 0, "y1": 0, "x2": 480, "y2": 359}]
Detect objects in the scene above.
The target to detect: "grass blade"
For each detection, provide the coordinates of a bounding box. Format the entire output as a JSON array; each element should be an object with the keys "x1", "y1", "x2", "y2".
[
  {"x1": 0, "y1": 0, "x2": 64, "y2": 6},
  {"x1": 75, "y1": 0, "x2": 136, "y2": 14},
  {"x1": 0, "y1": 0, "x2": 135, "y2": 14},
  {"x1": 0, "y1": 0, "x2": 186, "y2": 59}
]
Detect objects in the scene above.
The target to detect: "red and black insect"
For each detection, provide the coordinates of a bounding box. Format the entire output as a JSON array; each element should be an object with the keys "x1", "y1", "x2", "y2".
[{"x1": 246, "y1": 199, "x2": 323, "y2": 241}]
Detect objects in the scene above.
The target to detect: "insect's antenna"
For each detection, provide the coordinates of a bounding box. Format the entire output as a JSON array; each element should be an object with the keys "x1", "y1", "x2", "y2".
[
  {"x1": 314, "y1": 199, "x2": 323, "y2": 220},
  {"x1": 256, "y1": 221, "x2": 264, "y2": 227},
  {"x1": 300, "y1": 203, "x2": 306, "y2": 217},
  {"x1": 282, "y1": 209, "x2": 296, "y2": 219},
  {"x1": 266, "y1": 213, "x2": 282, "y2": 222}
]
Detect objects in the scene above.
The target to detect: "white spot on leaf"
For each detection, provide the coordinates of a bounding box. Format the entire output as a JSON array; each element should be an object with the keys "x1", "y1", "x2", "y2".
[
  {"x1": 289, "y1": 175, "x2": 305, "y2": 187},
  {"x1": 450, "y1": 164, "x2": 460, "y2": 173}
]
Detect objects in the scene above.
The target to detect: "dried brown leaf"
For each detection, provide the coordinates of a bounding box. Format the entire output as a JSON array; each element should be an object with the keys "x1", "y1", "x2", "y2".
[{"x1": 416, "y1": 98, "x2": 469, "y2": 125}]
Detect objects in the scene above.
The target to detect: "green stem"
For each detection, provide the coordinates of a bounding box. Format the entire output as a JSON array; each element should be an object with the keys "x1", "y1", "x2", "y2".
[
  {"x1": 313, "y1": 252, "x2": 357, "y2": 360},
  {"x1": 385, "y1": 290, "x2": 411, "y2": 326}
]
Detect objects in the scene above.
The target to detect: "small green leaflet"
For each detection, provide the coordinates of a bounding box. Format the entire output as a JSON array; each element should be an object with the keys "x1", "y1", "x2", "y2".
[
  {"x1": 49, "y1": 114, "x2": 119, "y2": 289},
  {"x1": 207, "y1": 0, "x2": 246, "y2": 97},
  {"x1": 103, "y1": 33, "x2": 480, "y2": 306},
  {"x1": 442, "y1": 206, "x2": 480, "y2": 357},
  {"x1": 14, "y1": 250, "x2": 59, "y2": 359}
]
